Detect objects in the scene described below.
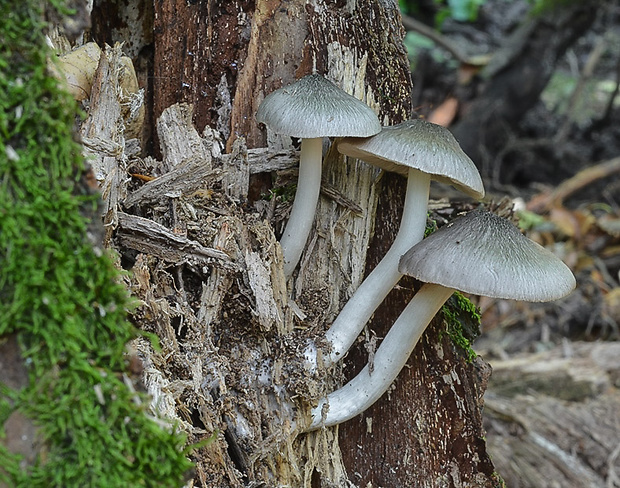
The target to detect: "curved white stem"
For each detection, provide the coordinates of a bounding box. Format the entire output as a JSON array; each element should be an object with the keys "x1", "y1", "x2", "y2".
[
  {"x1": 307, "y1": 283, "x2": 454, "y2": 430},
  {"x1": 320, "y1": 168, "x2": 431, "y2": 366},
  {"x1": 280, "y1": 138, "x2": 323, "y2": 278}
]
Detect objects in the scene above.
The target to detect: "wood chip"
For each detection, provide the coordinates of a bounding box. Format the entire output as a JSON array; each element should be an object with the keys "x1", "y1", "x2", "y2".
[
  {"x1": 123, "y1": 157, "x2": 221, "y2": 207},
  {"x1": 116, "y1": 212, "x2": 236, "y2": 271}
]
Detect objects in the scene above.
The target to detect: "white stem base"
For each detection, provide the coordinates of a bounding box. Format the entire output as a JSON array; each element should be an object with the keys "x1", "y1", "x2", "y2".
[
  {"x1": 280, "y1": 138, "x2": 323, "y2": 278},
  {"x1": 321, "y1": 169, "x2": 431, "y2": 366},
  {"x1": 307, "y1": 284, "x2": 454, "y2": 430}
]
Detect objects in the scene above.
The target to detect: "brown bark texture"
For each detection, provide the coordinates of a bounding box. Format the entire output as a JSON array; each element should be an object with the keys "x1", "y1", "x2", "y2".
[{"x1": 84, "y1": 1, "x2": 500, "y2": 486}]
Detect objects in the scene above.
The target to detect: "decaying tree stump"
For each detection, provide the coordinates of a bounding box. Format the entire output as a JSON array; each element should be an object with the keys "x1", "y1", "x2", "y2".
[{"x1": 81, "y1": 2, "x2": 502, "y2": 486}]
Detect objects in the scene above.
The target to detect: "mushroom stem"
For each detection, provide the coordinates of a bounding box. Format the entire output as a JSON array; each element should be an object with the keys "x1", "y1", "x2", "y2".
[
  {"x1": 322, "y1": 168, "x2": 431, "y2": 366},
  {"x1": 307, "y1": 283, "x2": 454, "y2": 430},
  {"x1": 280, "y1": 137, "x2": 323, "y2": 277}
]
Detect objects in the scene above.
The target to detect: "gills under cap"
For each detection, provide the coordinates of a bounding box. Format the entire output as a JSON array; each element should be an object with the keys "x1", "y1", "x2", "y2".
[
  {"x1": 398, "y1": 210, "x2": 576, "y2": 302},
  {"x1": 256, "y1": 74, "x2": 381, "y2": 139},
  {"x1": 337, "y1": 119, "x2": 484, "y2": 199}
]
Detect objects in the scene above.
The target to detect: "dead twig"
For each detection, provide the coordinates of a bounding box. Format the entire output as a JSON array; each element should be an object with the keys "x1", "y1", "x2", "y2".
[
  {"x1": 400, "y1": 14, "x2": 469, "y2": 64},
  {"x1": 124, "y1": 157, "x2": 222, "y2": 207},
  {"x1": 116, "y1": 212, "x2": 237, "y2": 271},
  {"x1": 243, "y1": 147, "x2": 300, "y2": 174},
  {"x1": 528, "y1": 156, "x2": 620, "y2": 212}
]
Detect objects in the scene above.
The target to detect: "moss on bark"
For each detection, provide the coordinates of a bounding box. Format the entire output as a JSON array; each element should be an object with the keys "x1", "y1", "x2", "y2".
[{"x1": 0, "y1": 2, "x2": 193, "y2": 486}]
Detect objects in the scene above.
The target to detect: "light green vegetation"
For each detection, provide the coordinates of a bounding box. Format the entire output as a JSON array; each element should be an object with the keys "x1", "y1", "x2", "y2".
[
  {"x1": 424, "y1": 213, "x2": 439, "y2": 238},
  {"x1": 399, "y1": 0, "x2": 486, "y2": 25},
  {"x1": 542, "y1": 68, "x2": 620, "y2": 124},
  {"x1": 441, "y1": 291, "x2": 481, "y2": 362}
]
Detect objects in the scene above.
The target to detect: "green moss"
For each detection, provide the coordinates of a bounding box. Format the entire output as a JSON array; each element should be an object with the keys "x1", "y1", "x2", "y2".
[
  {"x1": 0, "y1": 2, "x2": 193, "y2": 486},
  {"x1": 424, "y1": 213, "x2": 438, "y2": 237},
  {"x1": 263, "y1": 183, "x2": 297, "y2": 202},
  {"x1": 515, "y1": 209, "x2": 547, "y2": 231},
  {"x1": 440, "y1": 291, "x2": 481, "y2": 362},
  {"x1": 491, "y1": 471, "x2": 507, "y2": 487}
]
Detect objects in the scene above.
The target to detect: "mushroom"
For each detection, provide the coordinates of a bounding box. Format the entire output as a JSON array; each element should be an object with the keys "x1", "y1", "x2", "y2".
[
  {"x1": 307, "y1": 209, "x2": 576, "y2": 429},
  {"x1": 256, "y1": 74, "x2": 381, "y2": 277},
  {"x1": 321, "y1": 119, "x2": 484, "y2": 366}
]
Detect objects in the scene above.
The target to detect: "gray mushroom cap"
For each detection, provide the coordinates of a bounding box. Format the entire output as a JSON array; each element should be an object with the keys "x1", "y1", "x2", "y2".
[
  {"x1": 256, "y1": 74, "x2": 381, "y2": 138},
  {"x1": 337, "y1": 119, "x2": 484, "y2": 199},
  {"x1": 398, "y1": 210, "x2": 576, "y2": 302}
]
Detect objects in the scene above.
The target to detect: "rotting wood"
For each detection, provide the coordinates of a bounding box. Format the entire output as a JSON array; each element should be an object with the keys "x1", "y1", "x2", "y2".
[
  {"x1": 157, "y1": 103, "x2": 212, "y2": 170},
  {"x1": 85, "y1": 1, "x2": 501, "y2": 486},
  {"x1": 124, "y1": 146, "x2": 302, "y2": 208},
  {"x1": 223, "y1": 137, "x2": 250, "y2": 202},
  {"x1": 116, "y1": 212, "x2": 236, "y2": 271},
  {"x1": 123, "y1": 157, "x2": 222, "y2": 208},
  {"x1": 485, "y1": 342, "x2": 620, "y2": 488},
  {"x1": 80, "y1": 44, "x2": 127, "y2": 231},
  {"x1": 226, "y1": 1, "x2": 308, "y2": 149},
  {"x1": 151, "y1": 1, "x2": 253, "y2": 134},
  {"x1": 242, "y1": 147, "x2": 299, "y2": 174},
  {"x1": 320, "y1": 181, "x2": 363, "y2": 215}
]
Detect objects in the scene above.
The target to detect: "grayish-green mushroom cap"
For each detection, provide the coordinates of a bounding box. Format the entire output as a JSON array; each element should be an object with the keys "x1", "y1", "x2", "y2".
[
  {"x1": 256, "y1": 74, "x2": 381, "y2": 138},
  {"x1": 337, "y1": 119, "x2": 484, "y2": 199},
  {"x1": 398, "y1": 210, "x2": 576, "y2": 302}
]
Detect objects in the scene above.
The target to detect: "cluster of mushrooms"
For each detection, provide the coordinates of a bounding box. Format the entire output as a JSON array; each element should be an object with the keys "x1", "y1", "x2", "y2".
[{"x1": 256, "y1": 75, "x2": 576, "y2": 431}]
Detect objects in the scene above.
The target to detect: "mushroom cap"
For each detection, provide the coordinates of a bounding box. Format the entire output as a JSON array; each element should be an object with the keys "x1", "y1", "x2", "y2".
[
  {"x1": 256, "y1": 74, "x2": 381, "y2": 139},
  {"x1": 398, "y1": 210, "x2": 576, "y2": 302},
  {"x1": 337, "y1": 119, "x2": 484, "y2": 199}
]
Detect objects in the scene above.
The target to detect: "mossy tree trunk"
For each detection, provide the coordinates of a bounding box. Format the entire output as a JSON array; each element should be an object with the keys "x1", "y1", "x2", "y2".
[
  {"x1": 0, "y1": 2, "x2": 193, "y2": 487},
  {"x1": 82, "y1": 1, "x2": 501, "y2": 486}
]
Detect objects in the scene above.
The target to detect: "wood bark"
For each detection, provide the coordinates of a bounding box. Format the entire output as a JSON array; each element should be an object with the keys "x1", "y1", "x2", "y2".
[{"x1": 85, "y1": 1, "x2": 500, "y2": 486}]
